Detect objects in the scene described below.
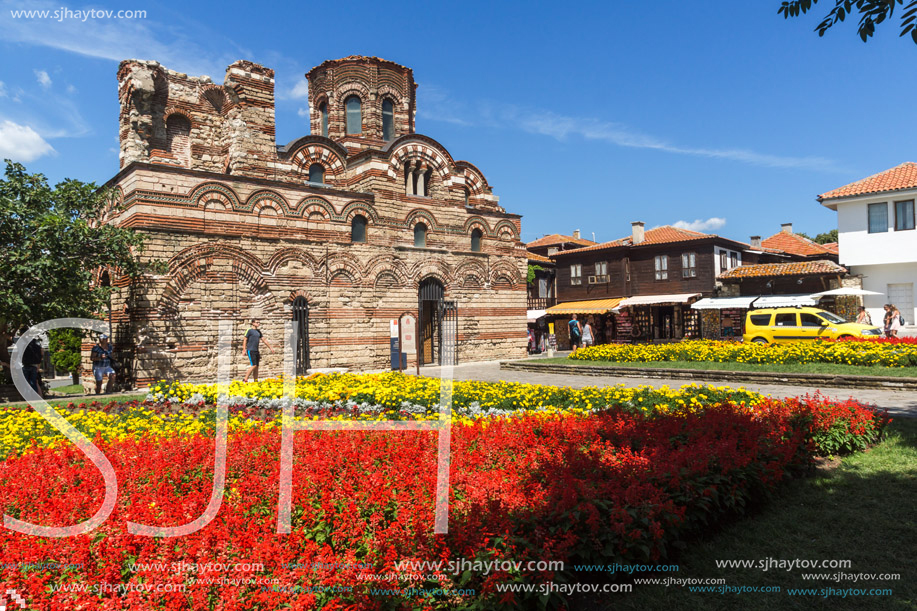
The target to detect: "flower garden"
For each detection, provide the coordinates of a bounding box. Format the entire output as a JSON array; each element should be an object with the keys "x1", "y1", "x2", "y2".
[
  {"x1": 0, "y1": 373, "x2": 889, "y2": 609},
  {"x1": 569, "y1": 338, "x2": 917, "y2": 368}
]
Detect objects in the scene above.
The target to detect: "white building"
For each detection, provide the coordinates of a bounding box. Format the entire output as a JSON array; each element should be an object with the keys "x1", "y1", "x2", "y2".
[{"x1": 819, "y1": 162, "x2": 916, "y2": 332}]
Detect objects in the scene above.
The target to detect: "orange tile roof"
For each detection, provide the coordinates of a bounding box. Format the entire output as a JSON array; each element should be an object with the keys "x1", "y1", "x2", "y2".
[
  {"x1": 555, "y1": 225, "x2": 728, "y2": 256},
  {"x1": 819, "y1": 162, "x2": 917, "y2": 200},
  {"x1": 822, "y1": 242, "x2": 839, "y2": 255},
  {"x1": 760, "y1": 232, "x2": 835, "y2": 257},
  {"x1": 719, "y1": 260, "x2": 846, "y2": 280},
  {"x1": 526, "y1": 234, "x2": 596, "y2": 248},
  {"x1": 526, "y1": 252, "x2": 554, "y2": 264}
]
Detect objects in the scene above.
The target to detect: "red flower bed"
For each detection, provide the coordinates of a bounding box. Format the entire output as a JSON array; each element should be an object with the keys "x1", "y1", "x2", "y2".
[
  {"x1": 830, "y1": 336, "x2": 917, "y2": 345},
  {"x1": 0, "y1": 398, "x2": 886, "y2": 609}
]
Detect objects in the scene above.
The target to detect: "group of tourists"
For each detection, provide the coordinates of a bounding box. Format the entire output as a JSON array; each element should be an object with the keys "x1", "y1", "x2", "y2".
[
  {"x1": 883, "y1": 304, "x2": 905, "y2": 338},
  {"x1": 567, "y1": 314, "x2": 596, "y2": 353}
]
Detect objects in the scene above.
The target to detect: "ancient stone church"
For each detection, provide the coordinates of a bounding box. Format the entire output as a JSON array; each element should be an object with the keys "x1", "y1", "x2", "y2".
[{"x1": 98, "y1": 56, "x2": 527, "y2": 386}]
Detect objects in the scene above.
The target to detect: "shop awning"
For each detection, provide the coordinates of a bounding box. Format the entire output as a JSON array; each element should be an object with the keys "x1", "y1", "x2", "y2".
[
  {"x1": 615, "y1": 293, "x2": 701, "y2": 309},
  {"x1": 750, "y1": 294, "x2": 817, "y2": 308},
  {"x1": 545, "y1": 298, "x2": 624, "y2": 315},
  {"x1": 691, "y1": 296, "x2": 757, "y2": 310},
  {"x1": 527, "y1": 309, "x2": 547, "y2": 322}
]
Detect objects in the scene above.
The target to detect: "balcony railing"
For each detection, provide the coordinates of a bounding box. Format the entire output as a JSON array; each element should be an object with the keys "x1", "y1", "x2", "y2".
[{"x1": 527, "y1": 297, "x2": 556, "y2": 310}]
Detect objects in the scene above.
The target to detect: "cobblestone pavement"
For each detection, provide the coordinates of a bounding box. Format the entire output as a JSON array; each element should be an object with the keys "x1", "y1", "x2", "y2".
[{"x1": 417, "y1": 359, "x2": 917, "y2": 418}]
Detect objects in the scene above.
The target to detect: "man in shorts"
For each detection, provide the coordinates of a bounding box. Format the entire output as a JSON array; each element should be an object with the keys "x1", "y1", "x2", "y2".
[
  {"x1": 568, "y1": 314, "x2": 583, "y2": 353},
  {"x1": 243, "y1": 319, "x2": 274, "y2": 383},
  {"x1": 91, "y1": 334, "x2": 117, "y2": 394}
]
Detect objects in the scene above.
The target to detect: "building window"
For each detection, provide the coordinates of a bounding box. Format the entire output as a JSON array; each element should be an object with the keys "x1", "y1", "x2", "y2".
[
  {"x1": 414, "y1": 223, "x2": 427, "y2": 248},
  {"x1": 319, "y1": 102, "x2": 328, "y2": 137},
  {"x1": 463, "y1": 187, "x2": 470, "y2": 207},
  {"x1": 655, "y1": 256, "x2": 668, "y2": 280},
  {"x1": 382, "y1": 98, "x2": 394, "y2": 141},
  {"x1": 895, "y1": 200, "x2": 915, "y2": 231},
  {"x1": 351, "y1": 215, "x2": 367, "y2": 243},
  {"x1": 570, "y1": 264, "x2": 582, "y2": 285},
  {"x1": 470, "y1": 228, "x2": 482, "y2": 252},
  {"x1": 730, "y1": 252, "x2": 738, "y2": 269},
  {"x1": 308, "y1": 163, "x2": 324, "y2": 184},
  {"x1": 345, "y1": 95, "x2": 362, "y2": 135},
  {"x1": 165, "y1": 114, "x2": 191, "y2": 167},
  {"x1": 868, "y1": 202, "x2": 888, "y2": 233},
  {"x1": 547, "y1": 246, "x2": 558, "y2": 256},
  {"x1": 682, "y1": 252, "x2": 697, "y2": 278},
  {"x1": 595, "y1": 261, "x2": 608, "y2": 276},
  {"x1": 719, "y1": 251, "x2": 728, "y2": 271}
]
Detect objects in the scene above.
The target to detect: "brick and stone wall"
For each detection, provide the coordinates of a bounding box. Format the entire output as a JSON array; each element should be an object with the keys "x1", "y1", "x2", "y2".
[{"x1": 92, "y1": 56, "x2": 528, "y2": 388}]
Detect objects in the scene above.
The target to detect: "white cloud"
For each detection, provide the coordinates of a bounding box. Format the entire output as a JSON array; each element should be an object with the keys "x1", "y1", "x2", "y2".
[
  {"x1": 297, "y1": 107, "x2": 309, "y2": 118},
  {"x1": 0, "y1": 81, "x2": 6, "y2": 97},
  {"x1": 0, "y1": 120, "x2": 56, "y2": 161},
  {"x1": 279, "y1": 80, "x2": 308, "y2": 101},
  {"x1": 672, "y1": 217, "x2": 727, "y2": 232},
  {"x1": 420, "y1": 87, "x2": 839, "y2": 172},
  {"x1": 34, "y1": 69, "x2": 52, "y2": 89},
  {"x1": 66, "y1": 84, "x2": 77, "y2": 94}
]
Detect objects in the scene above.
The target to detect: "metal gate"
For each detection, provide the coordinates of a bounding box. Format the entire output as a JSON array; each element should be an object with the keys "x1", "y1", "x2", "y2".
[
  {"x1": 292, "y1": 296, "x2": 310, "y2": 375},
  {"x1": 438, "y1": 300, "x2": 458, "y2": 366},
  {"x1": 419, "y1": 278, "x2": 455, "y2": 365}
]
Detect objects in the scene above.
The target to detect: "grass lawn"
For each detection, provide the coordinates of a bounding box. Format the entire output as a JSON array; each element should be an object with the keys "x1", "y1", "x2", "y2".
[
  {"x1": 527, "y1": 357, "x2": 917, "y2": 379},
  {"x1": 574, "y1": 418, "x2": 917, "y2": 610},
  {"x1": 48, "y1": 383, "x2": 87, "y2": 395}
]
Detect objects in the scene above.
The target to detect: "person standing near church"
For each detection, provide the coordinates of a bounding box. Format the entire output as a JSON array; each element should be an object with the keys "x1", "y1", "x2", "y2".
[{"x1": 243, "y1": 319, "x2": 274, "y2": 383}]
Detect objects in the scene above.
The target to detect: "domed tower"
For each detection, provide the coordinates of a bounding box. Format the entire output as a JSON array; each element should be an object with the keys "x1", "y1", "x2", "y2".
[{"x1": 305, "y1": 56, "x2": 416, "y2": 152}]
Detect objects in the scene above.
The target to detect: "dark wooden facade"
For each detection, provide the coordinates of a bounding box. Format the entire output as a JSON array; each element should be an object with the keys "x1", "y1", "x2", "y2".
[{"x1": 553, "y1": 238, "x2": 757, "y2": 302}]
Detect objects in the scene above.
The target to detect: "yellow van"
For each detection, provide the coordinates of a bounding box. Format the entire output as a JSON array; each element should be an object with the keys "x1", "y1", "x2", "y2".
[{"x1": 743, "y1": 307, "x2": 883, "y2": 344}]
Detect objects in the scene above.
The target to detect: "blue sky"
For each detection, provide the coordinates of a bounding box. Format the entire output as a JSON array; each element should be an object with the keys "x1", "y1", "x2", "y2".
[{"x1": 2, "y1": 0, "x2": 916, "y2": 246}]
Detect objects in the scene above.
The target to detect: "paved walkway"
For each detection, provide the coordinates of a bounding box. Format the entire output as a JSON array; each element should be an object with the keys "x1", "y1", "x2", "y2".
[{"x1": 418, "y1": 359, "x2": 917, "y2": 418}]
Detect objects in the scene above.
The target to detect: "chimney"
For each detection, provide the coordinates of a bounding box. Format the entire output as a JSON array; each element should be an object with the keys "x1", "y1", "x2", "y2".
[
  {"x1": 572, "y1": 229, "x2": 581, "y2": 240},
  {"x1": 750, "y1": 235, "x2": 762, "y2": 248},
  {"x1": 631, "y1": 221, "x2": 645, "y2": 245},
  {"x1": 781, "y1": 223, "x2": 793, "y2": 234}
]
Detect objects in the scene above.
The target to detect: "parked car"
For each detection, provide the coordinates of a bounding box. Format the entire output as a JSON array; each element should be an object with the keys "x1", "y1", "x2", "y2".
[{"x1": 743, "y1": 307, "x2": 883, "y2": 344}]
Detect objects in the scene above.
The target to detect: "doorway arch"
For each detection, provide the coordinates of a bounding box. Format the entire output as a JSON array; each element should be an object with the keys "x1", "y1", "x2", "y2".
[{"x1": 417, "y1": 278, "x2": 457, "y2": 366}]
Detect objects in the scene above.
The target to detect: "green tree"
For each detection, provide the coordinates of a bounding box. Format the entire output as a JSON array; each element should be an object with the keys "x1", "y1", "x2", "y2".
[
  {"x1": 48, "y1": 328, "x2": 83, "y2": 382},
  {"x1": 779, "y1": 0, "x2": 917, "y2": 44},
  {"x1": 527, "y1": 264, "x2": 544, "y2": 285},
  {"x1": 0, "y1": 161, "x2": 149, "y2": 380},
  {"x1": 813, "y1": 228, "x2": 839, "y2": 244}
]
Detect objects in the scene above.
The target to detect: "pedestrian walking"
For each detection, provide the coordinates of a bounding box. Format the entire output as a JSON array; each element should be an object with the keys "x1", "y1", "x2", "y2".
[
  {"x1": 856, "y1": 306, "x2": 872, "y2": 326},
  {"x1": 4, "y1": 327, "x2": 45, "y2": 398},
  {"x1": 243, "y1": 319, "x2": 274, "y2": 383},
  {"x1": 568, "y1": 314, "x2": 582, "y2": 353},
  {"x1": 889, "y1": 305, "x2": 902, "y2": 338},
  {"x1": 582, "y1": 319, "x2": 595, "y2": 348},
  {"x1": 883, "y1": 304, "x2": 893, "y2": 337},
  {"x1": 91, "y1": 334, "x2": 117, "y2": 394}
]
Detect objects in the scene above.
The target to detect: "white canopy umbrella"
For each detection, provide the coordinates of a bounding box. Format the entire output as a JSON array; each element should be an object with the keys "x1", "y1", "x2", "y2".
[{"x1": 810, "y1": 287, "x2": 883, "y2": 297}]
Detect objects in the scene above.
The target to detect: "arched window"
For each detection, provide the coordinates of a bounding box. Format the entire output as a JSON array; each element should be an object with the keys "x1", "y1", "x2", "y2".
[
  {"x1": 351, "y1": 215, "x2": 367, "y2": 243},
  {"x1": 414, "y1": 222, "x2": 427, "y2": 248},
  {"x1": 308, "y1": 163, "x2": 324, "y2": 184},
  {"x1": 382, "y1": 98, "x2": 394, "y2": 141},
  {"x1": 471, "y1": 228, "x2": 482, "y2": 252},
  {"x1": 319, "y1": 102, "x2": 328, "y2": 137},
  {"x1": 165, "y1": 114, "x2": 191, "y2": 166},
  {"x1": 345, "y1": 95, "x2": 362, "y2": 135},
  {"x1": 463, "y1": 187, "x2": 470, "y2": 207}
]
